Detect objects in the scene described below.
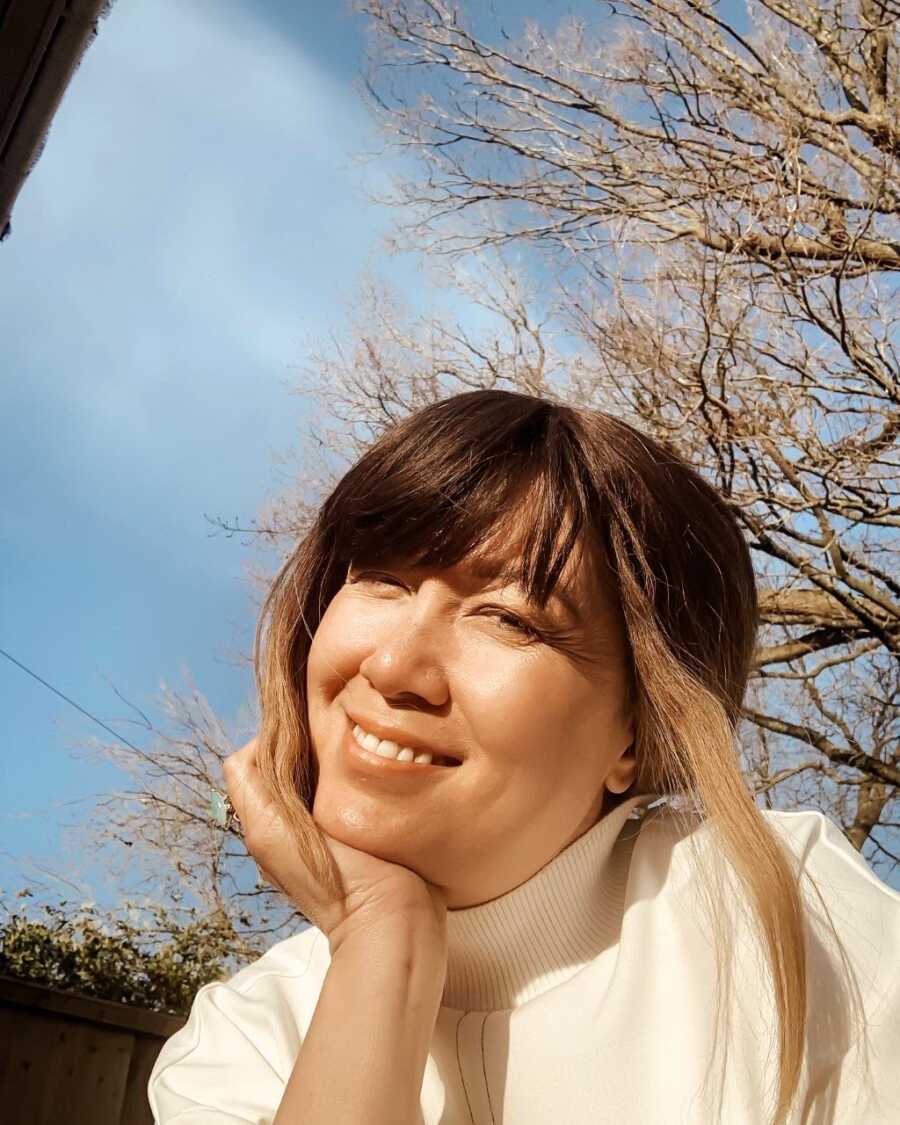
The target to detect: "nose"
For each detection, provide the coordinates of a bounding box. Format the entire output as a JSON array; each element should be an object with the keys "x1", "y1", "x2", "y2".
[{"x1": 357, "y1": 600, "x2": 449, "y2": 708}]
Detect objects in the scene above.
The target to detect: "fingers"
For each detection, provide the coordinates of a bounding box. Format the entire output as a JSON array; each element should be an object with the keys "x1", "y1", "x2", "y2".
[
  {"x1": 224, "y1": 735, "x2": 259, "y2": 778},
  {"x1": 223, "y1": 736, "x2": 269, "y2": 846},
  {"x1": 222, "y1": 734, "x2": 311, "y2": 917}
]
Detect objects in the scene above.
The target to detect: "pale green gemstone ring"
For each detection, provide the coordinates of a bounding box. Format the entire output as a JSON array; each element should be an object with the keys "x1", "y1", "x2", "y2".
[{"x1": 209, "y1": 787, "x2": 241, "y2": 832}]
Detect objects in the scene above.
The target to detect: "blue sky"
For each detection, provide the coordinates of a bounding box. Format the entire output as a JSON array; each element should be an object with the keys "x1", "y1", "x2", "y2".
[
  {"x1": 0, "y1": 0, "x2": 429, "y2": 910},
  {"x1": 3, "y1": 0, "x2": 893, "y2": 916},
  {"x1": 1, "y1": 0, "x2": 588, "y2": 917}
]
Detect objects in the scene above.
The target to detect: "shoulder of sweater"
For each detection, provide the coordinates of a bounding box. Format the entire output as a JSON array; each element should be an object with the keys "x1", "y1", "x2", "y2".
[
  {"x1": 633, "y1": 802, "x2": 892, "y2": 877},
  {"x1": 762, "y1": 806, "x2": 898, "y2": 894},
  {"x1": 628, "y1": 802, "x2": 899, "y2": 910},
  {"x1": 149, "y1": 926, "x2": 330, "y2": 1107},
  {"x1": 196, "y1": 922, "x2": 330, "y2": 1006}
]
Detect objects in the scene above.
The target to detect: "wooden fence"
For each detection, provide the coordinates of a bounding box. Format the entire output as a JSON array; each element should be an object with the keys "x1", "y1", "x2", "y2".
[{"x1": 0, "y1": 974, "x2": 186, "y2": 1125}]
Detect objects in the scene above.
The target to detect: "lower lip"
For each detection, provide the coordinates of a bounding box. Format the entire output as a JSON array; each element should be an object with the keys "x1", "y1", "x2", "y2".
[{"x1": 343, "y1": 722, "x2": 458, "y2": 778}]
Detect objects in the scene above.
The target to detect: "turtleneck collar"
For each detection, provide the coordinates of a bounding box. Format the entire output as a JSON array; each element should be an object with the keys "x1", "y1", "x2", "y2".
[{"x1": 442, "y1": 792, "x2": 660, "y2": 1011}]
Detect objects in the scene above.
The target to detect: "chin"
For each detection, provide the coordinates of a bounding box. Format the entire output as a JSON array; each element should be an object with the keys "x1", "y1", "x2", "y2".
[
  {"x1": 316, "y1": 797, "x2": 435, "y2": 873},
  {"x1": 313, "y1": 791, "x2": 388, "y2": 846}
]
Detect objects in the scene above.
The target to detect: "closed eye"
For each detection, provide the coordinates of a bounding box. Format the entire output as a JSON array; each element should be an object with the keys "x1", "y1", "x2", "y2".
[
  {"x1": 348, "y1": 572, "x2": 402, "y2": 588},
  {"x1": 484, "y1": 610, "x2": 543, "y2": 640},
  {"x1": 348, "y1": 573, "x2": 543, "y2": 641}
]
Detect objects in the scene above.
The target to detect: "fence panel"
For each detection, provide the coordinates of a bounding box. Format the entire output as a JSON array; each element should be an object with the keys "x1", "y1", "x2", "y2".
[{"x1": 0, "y1": 974, "x2": 187, "y2": 1125}]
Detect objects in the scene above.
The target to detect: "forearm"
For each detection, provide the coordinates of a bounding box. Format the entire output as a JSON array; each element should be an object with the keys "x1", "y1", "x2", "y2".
[{"x1": 273, "y1": 921, "x2": 447, "y2": 1125}]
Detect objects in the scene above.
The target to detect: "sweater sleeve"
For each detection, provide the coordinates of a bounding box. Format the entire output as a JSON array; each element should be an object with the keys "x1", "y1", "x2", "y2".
[{"x1": 147, "y1": 978, "x2": 292, "y2": 1125}]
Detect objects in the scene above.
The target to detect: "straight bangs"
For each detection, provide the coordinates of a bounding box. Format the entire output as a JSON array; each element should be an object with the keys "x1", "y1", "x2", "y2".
[{"x1": 321, "y1": 395, "x2": 609, "y2": 620}]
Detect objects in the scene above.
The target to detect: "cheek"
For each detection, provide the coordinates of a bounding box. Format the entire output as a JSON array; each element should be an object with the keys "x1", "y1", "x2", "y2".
[
  {"x1": 463, "y1": 661, "x2": 580, "y2": 756},
  {"x1": 306, "y1": 598, "x2": 363, "y2": 693}
]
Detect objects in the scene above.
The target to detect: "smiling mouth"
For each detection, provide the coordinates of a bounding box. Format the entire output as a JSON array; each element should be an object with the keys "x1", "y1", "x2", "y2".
[{"x1": 347, "y1": 722, "x2": 462, "y2": 769}]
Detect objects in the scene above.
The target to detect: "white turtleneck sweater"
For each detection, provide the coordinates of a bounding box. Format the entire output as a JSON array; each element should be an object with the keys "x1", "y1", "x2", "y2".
[{"x1": 148, "y1": 795, "x2": 900, "y2": 1124}]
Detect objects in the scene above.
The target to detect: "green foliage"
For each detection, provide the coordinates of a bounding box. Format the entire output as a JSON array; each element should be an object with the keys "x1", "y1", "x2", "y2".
[{"x1": 0, "y1": 899, "x2": 244, "y2": 1016}]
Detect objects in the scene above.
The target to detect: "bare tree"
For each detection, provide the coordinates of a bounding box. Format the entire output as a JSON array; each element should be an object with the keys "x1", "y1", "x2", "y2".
[
  {"x1": 23, "y1": 2, "x2": 897, "y2": 937},
  {"x1": 6, "y1": 673, "x2": 308, "y2": 967},
  {"x1": 281, "y1": 0, "x2": 900, "y2": 874}
]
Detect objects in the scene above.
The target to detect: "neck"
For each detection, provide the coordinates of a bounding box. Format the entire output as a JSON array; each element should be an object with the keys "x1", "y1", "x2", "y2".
[{"x1": 441, "y1": 792, "x2": 658, "y2": 1010}]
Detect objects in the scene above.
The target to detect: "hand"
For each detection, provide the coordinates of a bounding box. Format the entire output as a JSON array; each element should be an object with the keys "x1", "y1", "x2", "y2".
[{"x1": 223, "y1": 736, "x2": 448, "y2": 956}]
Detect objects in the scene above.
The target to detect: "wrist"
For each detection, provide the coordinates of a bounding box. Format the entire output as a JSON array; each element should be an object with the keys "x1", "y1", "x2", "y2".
[{"x1": 329, "y1": 910, "x2": 448, "y2": 965}]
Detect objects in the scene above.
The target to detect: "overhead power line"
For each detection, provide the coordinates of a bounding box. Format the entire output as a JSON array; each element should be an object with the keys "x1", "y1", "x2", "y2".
[{"x1": 0, "y1": 645, "x2": 145, "y2": 755}]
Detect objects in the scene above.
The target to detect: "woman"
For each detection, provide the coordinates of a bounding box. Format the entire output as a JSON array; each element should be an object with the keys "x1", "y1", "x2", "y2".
[{"x1": 148, "y1": 389, "x2": 898, "y2": 1124}]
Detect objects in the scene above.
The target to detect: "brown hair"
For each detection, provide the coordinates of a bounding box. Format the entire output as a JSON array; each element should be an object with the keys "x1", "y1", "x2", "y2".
[{"x1": 252, "y1": 388, "x2": 869, "y2": 1124}]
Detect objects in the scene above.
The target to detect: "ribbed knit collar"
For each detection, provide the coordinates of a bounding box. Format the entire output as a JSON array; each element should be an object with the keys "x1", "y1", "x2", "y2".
[{"x1": 442, "y1": 792, "x2": 660, "y2": 1011}]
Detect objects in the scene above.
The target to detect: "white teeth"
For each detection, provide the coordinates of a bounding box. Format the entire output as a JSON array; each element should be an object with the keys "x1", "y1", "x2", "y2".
[
  {"x1": 353, "y1": 723, "x2": 434, "y2": 766},
  {"x1": 357, "y1": 728, "x2": 381, "y2": 752}
]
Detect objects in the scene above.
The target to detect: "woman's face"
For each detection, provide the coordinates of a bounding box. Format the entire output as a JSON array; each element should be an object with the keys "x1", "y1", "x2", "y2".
[{"x1": 305, "y1": 536, "x2": 637, "y2": 909}]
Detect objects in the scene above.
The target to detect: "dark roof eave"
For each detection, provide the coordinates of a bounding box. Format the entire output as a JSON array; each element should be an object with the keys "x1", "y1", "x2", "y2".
[{"x1": 0, "y1": 0, "x2": 113, "y2": 241}]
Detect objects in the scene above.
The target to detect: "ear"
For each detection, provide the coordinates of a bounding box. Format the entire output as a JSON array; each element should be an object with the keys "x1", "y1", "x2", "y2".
[{"x1": 605, "y1": 739, "x2": 637, "y2": 796}]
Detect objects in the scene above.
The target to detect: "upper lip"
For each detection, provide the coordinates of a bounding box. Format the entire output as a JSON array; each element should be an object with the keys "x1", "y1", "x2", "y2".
[{"x1": 346, "y1": 711, "x2": 462, "y2": 762}]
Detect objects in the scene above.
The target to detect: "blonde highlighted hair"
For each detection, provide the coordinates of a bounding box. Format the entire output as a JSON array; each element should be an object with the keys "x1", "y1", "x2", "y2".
[{"x1": 252, "y1": 389, "x2": 870, "y2": 1124}]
